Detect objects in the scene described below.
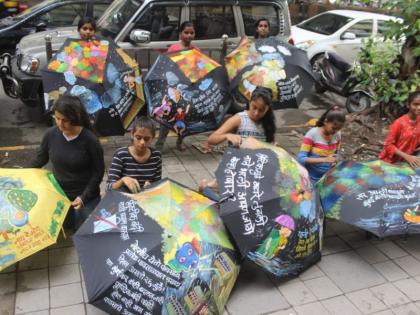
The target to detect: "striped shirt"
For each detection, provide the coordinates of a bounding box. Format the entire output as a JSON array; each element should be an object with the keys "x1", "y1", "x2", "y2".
[
  {"x1": 297, "y1": 127, "x2": 341, "y2": 183},
  {"x1": 237, "y1": 111, "x2": 266, "y2": 142},
  {"x1": 107, "y1": 147, "x2": 162, "y2": 190}
]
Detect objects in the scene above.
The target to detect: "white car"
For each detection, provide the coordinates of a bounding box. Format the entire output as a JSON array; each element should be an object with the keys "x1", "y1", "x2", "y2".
[{"x1": 291, "y1": 10, "x2": 400, "y2": 66}]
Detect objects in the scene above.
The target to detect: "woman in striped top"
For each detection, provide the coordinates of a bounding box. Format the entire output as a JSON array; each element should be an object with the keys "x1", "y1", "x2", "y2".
[
  {"x1": 297, "y1": 106, "x2": 346, "y2": 183},
  {"x1": 107, "y1": 117, "x2": 162, "y2": 193}
]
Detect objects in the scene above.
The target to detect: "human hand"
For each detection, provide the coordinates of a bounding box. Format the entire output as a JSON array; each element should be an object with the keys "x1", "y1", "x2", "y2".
[
  {"x1": 226, "y1": 134, "x2": 242, "y2": 147},
  {"x1": 122, "y1": 176, "x2": 141, "y2": 193},
  {"x1": 323, "y1": 155, "x2": 337, "y2": 164},
  {"x1": 405, "y1": 155, "x2": 420, "y2": 169},
  {"x1": 143, "y1": 181, "x2": 151, "y2": 188},
  {"x1": 72, "y1": 197, "x2": 84, "y2": 210}
]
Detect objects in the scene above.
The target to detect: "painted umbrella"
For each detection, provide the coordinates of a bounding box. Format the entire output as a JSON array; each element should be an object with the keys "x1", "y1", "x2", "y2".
[
  {"x1": 317, "y1": 160, "x2": 420, "y2": 237},
  {"x1": 225, "y1": 36, "x2": 316, "y2": 109},
  {"x1": 144, "y1": 48, "x2": 231, "y2": 137},
  {"x1": 73, "y1": 179, "x2": 240, "y2": 315},
  {"x1": 42, "y1": 38, "x2": 145, "y2": 136},
  {"x1": 215, "y1": 138, "x2": 323, "y2": 279},
  {"x1": 0, "y1": 168, "x2": 71, "y2": 271}
]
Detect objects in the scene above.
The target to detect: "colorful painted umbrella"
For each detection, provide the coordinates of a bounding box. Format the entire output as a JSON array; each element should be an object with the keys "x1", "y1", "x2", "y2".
[
  {"x1": 144, "y1": 48, "x2": 231, "y2": 137},
  {"x1": 0, "y1": 168, "x2": 71, "y2": 271},
  {"x1": 215, "y1": 138, "x2": 323, "y2": 279},
  {"x1": 317, "y1": 160, "x2": 420, "y2": 237},
  {"x1": 225, "y1": 36, "x2": 316, "y2": 109},
  {"x1": 73, "y1": 179, "x2": 240, "y2": 315},
  {"x1": 42, "y1": 38, "x2": 145, "y2": 136}
]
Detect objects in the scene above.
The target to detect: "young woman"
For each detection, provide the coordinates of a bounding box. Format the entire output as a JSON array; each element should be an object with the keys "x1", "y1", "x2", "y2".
[
  {"x1": 155, "y1": 21, "x2": 196, "y2": 152},
  {"x1": 78, "y1": 16, "x2": 96, "y2": 40},
  {"x1": 208, "y1": 86, "x2": 276, "y2": 146},
  {"x1": 255, "y1": 18, "x2": 270, "y2": 39},
  {"x1": 379, "y1": 91, "x2": 420, "y2": 168},
  {"x1": 28, "y1": 95, "x2": 105, "y2": 229},
  {"x1": 297, "y1": 106, "x2": 346, "y2": 183},
  {"x1": 107, "y1": 116, "x2": 162, "y2": 193}
]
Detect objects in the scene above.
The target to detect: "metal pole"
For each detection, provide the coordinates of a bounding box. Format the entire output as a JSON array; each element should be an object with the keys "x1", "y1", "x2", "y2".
[{"x1": 45, "y1": 34, "x2": 53, "y2": 62}]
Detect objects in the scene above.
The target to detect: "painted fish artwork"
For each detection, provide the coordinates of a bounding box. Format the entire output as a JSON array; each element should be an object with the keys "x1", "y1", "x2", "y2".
[
  {"x1": 317, "y1": 160, "x2": 420, "y2": 237},
  {"x1": 225, "y1": 37, "x2": 316, "y2": 109},
  {"x1": 144, "y1": 48, "x2": 231, "y2": 137},
  {"x1": 215, "y1": 138, "x2": 323, "y2": 279},
  {"x1": 42, "y1": 38, "x2": 145, "y2": 136},
  {"x1": 73, "y1": 179, "x2": 240, "y2": 315},
  {"x1": 0, "y1": 168, "x2": 70, "y2": 271}
]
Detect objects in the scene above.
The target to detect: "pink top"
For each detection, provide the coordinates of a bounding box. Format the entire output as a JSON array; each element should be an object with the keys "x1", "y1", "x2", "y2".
[{"x1": 167, "y1": 43, "x2": 196, "y2": 52}]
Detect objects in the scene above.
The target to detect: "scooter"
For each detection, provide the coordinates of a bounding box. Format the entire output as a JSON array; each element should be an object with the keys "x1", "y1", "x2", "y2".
[{"x1": 314, "y1": 51, "x2": 372, "y2": 113}]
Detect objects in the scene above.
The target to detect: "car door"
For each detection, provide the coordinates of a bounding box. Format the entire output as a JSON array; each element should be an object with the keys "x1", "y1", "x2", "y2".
[
  {"x1": 117, "y1": 2, "x2": 186, "y2": 74},
  {"x1": 185, "y1": 2, "x2": 241, "y2": 62},
  {"x1": 92, "y1": 1, "x2": 110, "y2": 21},
  {"x1": 33, "y1": 2, "x2": 87, "y2": 28},
  {"x1": 334, "y1": 19, "x2": 373, "y2": 63}
]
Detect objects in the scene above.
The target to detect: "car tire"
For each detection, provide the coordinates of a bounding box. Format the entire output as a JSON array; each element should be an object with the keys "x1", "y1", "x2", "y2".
[
  {"x1": 346, "y1": 92, "x2": 371, "y2": 113},
  {"x1": 311, "y1": 54, "x2": 326, "y2": 94}
]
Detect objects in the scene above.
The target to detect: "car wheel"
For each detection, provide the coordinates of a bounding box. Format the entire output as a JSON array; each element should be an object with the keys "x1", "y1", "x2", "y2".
[
  {"x1": 346, "y1": 92, "x2": 371, "y2": 113},
  {"x1": 311, "y1": 54, "x2": 326, "y2": 93}
]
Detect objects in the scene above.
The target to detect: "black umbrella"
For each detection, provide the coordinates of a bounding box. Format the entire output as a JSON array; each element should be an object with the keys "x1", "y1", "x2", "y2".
[
  {"x1": 225, "y1": 37, "x2": 316, "y2": 109},
  {"x1": 215, "y1": 140, "x2": 323, "y2": 278},
  {"x1": 144, "y1": 48, "x2": 231, "y2": 137},
  {"x1": 73, "y1": 179, "x2": 240, "y2": 314},
  {"x1": 42, "y1": 38, "x2": 145, "y2": 136}
]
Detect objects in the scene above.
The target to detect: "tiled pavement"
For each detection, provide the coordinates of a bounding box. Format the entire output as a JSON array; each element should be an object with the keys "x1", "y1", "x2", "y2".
[{"x1": 2, "y1": 130, "x2": 420, "y2": 315}]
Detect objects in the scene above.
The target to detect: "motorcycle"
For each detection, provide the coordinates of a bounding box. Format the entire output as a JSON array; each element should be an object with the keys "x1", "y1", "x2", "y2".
[{"x1": 314, "y1": 51, "x2": 372, "y2": 113}]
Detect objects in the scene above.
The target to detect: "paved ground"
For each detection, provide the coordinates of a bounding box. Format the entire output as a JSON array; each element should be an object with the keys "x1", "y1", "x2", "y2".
[{"x1": 2, "y1": 126, "x2": 420, "y2": 315}]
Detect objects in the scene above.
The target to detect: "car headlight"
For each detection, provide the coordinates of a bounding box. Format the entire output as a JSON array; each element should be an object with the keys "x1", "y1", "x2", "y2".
[
  {"x1": 295, "y1": 40, "x2": 314, "y2": 50},
  {"x1": 20, "y1": 55, "x2": 40, "y2": 74}
]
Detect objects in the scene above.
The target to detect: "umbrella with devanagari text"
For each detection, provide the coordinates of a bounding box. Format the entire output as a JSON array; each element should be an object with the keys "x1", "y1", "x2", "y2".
[{"x1": 215, "y1": 138, "x2": 323, "y2": 279}]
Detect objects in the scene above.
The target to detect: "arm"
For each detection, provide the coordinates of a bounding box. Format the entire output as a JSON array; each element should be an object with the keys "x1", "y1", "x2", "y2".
[
  {"x1": 208, "y1": 115, "x2": 242, "y2": 146},
  {"x1": 394, "y1": 148, "x2": 420, "y2": 168},
  {"x1": 107, "y1": 149, "x2": 142, "y2": 193},
  {"x1": 297, "y1": 132, "x2": 336, "y2": 165}
]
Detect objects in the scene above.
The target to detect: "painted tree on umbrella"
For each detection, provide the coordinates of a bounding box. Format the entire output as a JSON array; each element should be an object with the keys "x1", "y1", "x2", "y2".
[
  {"x1": 144, "y1": 48, "x2": 231, "y2": 137},
  {"x1": 42, "y1": 38, "x2": 145, "y2": 136}
]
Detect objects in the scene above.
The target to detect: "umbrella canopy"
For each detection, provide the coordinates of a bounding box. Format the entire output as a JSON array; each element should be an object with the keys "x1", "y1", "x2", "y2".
[
  {"x1": 317, "y1": 160, "x2": 420, "y2": 237},
  {"x1": 73, "y1": 179, "x2": 239, "y2": 315},
  {"x1": 144, "y1": 48, "x2": 231, "y2": 137},
  {"x1": 215, "y1": 139, "x2": 323, "y2": 278},
  {"x1": 42, "y1": 38, "x2": 145, "y2": 136},
  {"x1": 0, "y1": 168, "x2": 71, "y2": 271},
  {"x1": 225, "y1": 37, "x2": 315, "y2": 109}
]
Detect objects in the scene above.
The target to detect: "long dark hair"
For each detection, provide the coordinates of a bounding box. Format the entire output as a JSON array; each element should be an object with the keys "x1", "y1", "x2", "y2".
[
  {"x1": 316, "y1": 105, "x2": 346, "y2": 127},
  {"x1": 132, "y1": 116, "x2": 156, "y2": 138},
  {"x1": 52, "y1": 94, "x2": 91, "y2": 129},
  {"x1": 247, "y1": 86, "x2": 276, "y2": 143},
  {"x1": 77, "y1": 16, "x2": 97, "y2": 32},
  {"x1": 254, "y1": 18, "x2": 270, "y2": 38}
]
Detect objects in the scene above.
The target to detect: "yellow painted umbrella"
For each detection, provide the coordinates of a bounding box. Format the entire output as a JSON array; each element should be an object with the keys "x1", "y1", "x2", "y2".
[{"x1": 0, "y1": 168, "x2": 71, "y2": 271}]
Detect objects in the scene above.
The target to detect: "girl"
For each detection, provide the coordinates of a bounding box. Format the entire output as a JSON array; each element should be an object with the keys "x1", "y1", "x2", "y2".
[
  {"x1": 208, "y1": 86, "x2": 276, "y2": 146},
  {"x1": 78, "y1": 17, "x2": 96, "y2": 40},
  {"x1": 379, "y1": 91, "x2": 420, "y2": 168},
  {"x1": 28, "y1": 95, "x2": 105, "y2": 229},
  {"x1": 107, "y1": 116, "x2": 162, "y2": 193},
  {"x1": 255, "y1": 18, "x2": 270, "y2": 39},
  {"x1": 298, "y1": 106, "x2": 346, "y2": 183},
  {"x1": 155, "y1": 21, "x2": 196, "y2": 152}
]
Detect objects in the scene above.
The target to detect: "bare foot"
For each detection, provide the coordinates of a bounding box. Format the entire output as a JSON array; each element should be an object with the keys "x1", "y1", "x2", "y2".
[{"x1": 198, "y1": 179, "x2": 208, "y2": 193}]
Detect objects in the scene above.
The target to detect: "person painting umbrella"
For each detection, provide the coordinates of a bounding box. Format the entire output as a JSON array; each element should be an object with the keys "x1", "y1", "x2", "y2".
[
  {"x1": 256, "y1": 214, "x2": 295, "y2": 260},
  {"x1": 379, "y1": 91, "x2": 420, "y2": 168}
]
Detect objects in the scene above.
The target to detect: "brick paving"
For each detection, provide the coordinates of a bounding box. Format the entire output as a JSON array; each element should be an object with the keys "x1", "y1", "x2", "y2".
[{"x1": 2, "y1": 126, "x2": 420, "y2": 315}]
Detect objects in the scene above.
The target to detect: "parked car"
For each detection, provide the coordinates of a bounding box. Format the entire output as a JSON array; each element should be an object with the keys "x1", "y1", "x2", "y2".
[
  {"x1": 291, "y1": 10, "x2": 400, "y2": 66},
  {"x1": 0, "y1": 0, "x2": 293, "y2": 113},
  {"x1": 0, "y1": 0, "x2": 27, "y2": 19},
  {"x1": 0, "y1": 0, "x2": 111, "y2": 53}
]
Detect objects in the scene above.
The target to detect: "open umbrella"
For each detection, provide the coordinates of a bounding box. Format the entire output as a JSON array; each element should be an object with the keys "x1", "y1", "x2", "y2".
[
  {"x1": 42, "y1": 38, "x2": 145, "y2": 136},
  {"x1": 215, "y1": 139, "x2": 323, "y2": 278},
  {"x1": 144, "y1": 48, "x2": 231, "y2": 137},
  {"x1": 73, "y1": 179, "x2": 240, "y2": 315},
  {"x1": 225, "y1": 36, "x2": 315, "y2": 109},
  {"x1": 317, "y1": 160, "x2": 420, "y2": 237},
  {"x1": 0, "y1": 168, "x2": 71, "y2": 271}
]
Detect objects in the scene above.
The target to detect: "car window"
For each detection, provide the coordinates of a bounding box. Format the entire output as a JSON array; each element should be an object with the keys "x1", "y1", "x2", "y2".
[
  {"x1": 130, "y1": 5, "x2": 181, "y2": 41},
  {"x1": 377, "y1": 19, "x2": 391, "y2": 35},
  {"x1": 241, "y1": 5, "x2": 282, "y2": 37},
  {"x1": 346, "y1": 20, "x2": 373, "y2": 38},
  {"x1": 298, "y1": 13, "x2": 353, "y2": 35},
  {"x1": 190, "y1": 5, "x2": 237, "y2": 39},
  {"x1": 37, "y1": 3, "x2": 86, "y2": 27},
  {"x1": 93, "y1": 3, "x2": 109, "y2": 21}
]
